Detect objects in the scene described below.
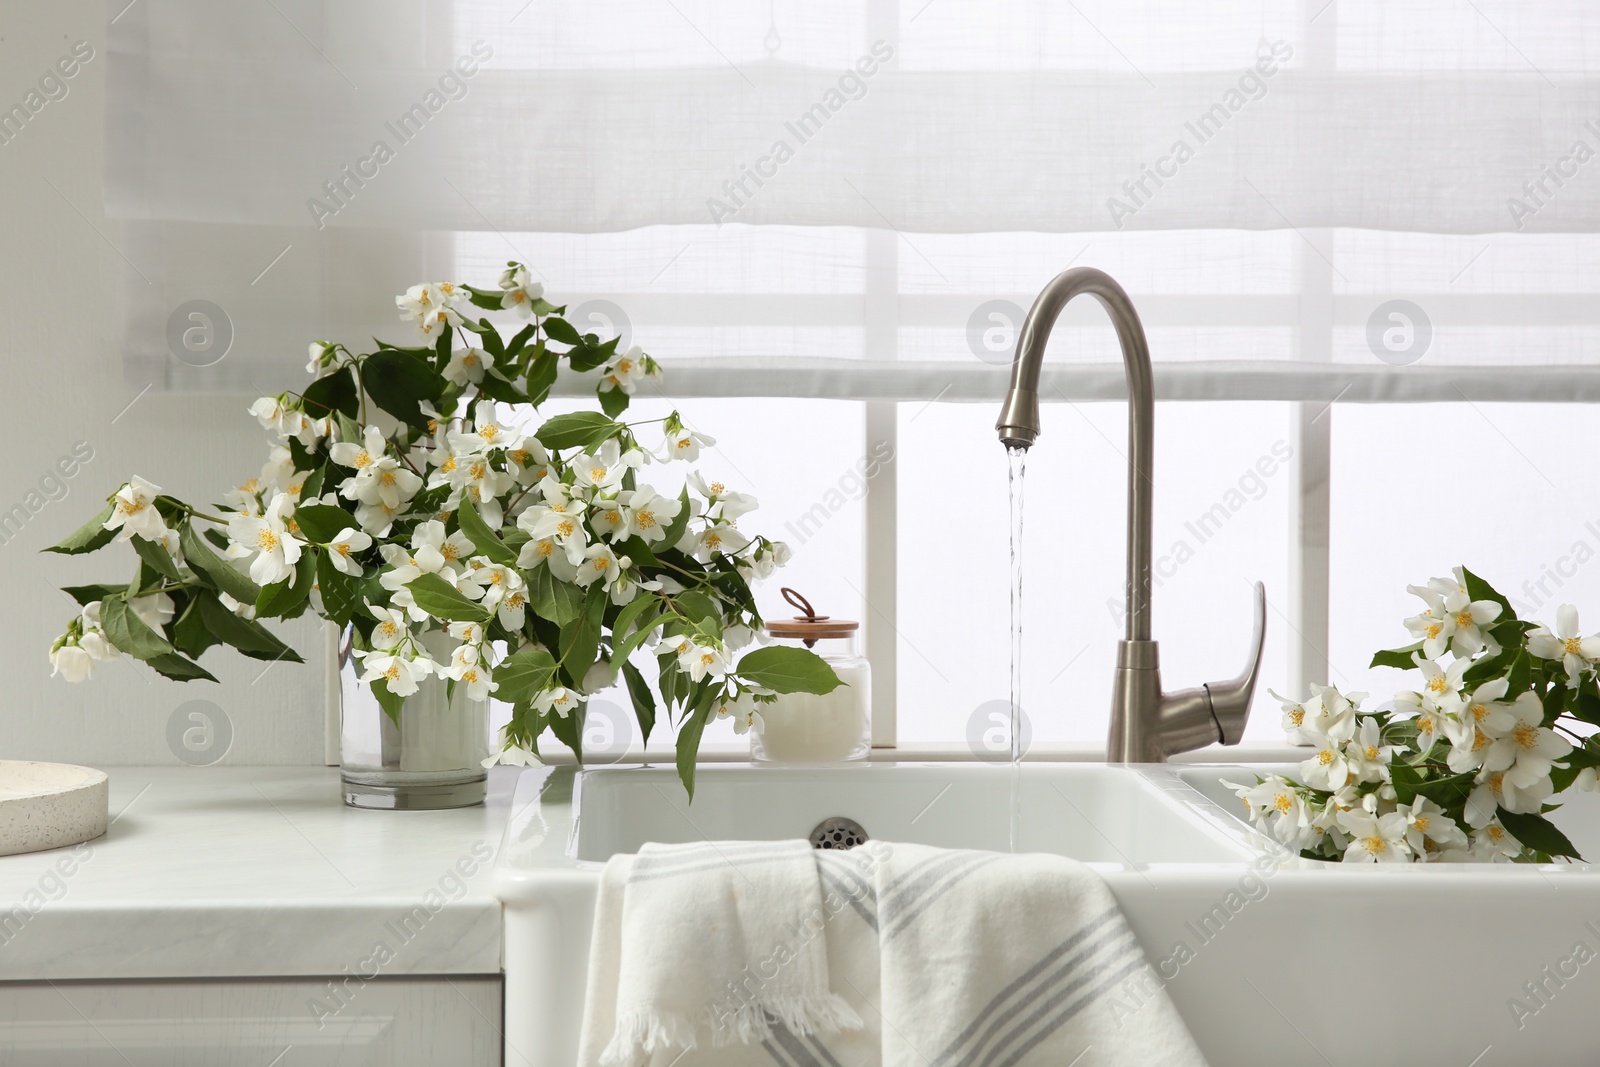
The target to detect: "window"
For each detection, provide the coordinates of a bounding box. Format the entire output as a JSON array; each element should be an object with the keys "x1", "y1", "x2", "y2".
[{"x1": 109, "y1": 1, "x2": 1600, "y2": 752}]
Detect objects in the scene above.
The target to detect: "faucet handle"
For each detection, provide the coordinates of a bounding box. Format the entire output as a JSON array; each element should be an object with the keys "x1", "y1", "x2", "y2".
[{"x1": 1204, "y1": 581, "x2": 1267, "y2": 745}]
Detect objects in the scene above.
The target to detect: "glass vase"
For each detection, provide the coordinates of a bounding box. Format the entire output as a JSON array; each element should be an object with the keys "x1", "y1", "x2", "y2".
[{"x1": 338, "y1": 627, "x2": 489, "y2": 809}]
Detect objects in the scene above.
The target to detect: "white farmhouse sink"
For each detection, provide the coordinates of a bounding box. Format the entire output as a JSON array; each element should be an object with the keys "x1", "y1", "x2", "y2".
[
  {"x1": 493, "y1": 762, "x2": 1251, "y2": 1067},
  {"x1": 493, "y1": 761, "x2": 1600, "y2": 1067}
]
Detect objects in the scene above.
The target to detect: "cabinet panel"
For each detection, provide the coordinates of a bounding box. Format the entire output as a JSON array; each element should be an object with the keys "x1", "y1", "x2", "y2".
[{"x1": 0, "y1": 976, "x2": 501, "y2": 1066}]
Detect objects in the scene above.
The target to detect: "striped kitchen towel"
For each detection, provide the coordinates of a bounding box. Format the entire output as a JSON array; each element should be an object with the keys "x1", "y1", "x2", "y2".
[
  {"x1": 876, "y1": 843, "x2": 1208, "y2": 1067},
  {"x1": 580, "y1": 839, "x2": 1206, "y2": 1067},
  {"x1": 578, "y1": 839, "x2": 869, "y2": 1067}
]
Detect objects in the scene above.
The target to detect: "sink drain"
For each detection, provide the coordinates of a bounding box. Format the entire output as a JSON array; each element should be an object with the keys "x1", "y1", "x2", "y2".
[{"x1": 810, "y1": 817, "x2": 868, "y2": 850}]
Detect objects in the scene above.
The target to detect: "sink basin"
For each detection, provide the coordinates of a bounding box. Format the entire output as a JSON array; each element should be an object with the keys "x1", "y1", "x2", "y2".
[
  {"x1": 568, "y1": 763, "x2": 1251, "y2": 866},
  {"x1": 0, "y1": 761, "x2": 107, "y2": 857}
]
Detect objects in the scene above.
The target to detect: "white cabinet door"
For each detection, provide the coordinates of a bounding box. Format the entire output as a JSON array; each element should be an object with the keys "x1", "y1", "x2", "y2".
[{"x1": 0, "y1": 977, "x2": 501, "y2": 1066}]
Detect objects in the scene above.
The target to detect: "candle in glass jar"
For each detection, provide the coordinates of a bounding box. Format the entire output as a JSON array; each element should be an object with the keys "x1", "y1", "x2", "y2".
[{"x1": 752, "y1": 588, "x2": 872, "y2": 764}]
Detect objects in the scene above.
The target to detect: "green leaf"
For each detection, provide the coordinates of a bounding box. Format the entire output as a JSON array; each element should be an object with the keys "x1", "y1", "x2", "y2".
[
  {"x1": 255, "y1": 552, "x2": 315, "y2": 619},
  {"x1": 559, "y1": 582, "x2": 607, "y2": 684},
  {"x1": 371, "y1": 676, "x2": 405, "y2": 726},
  {"x1": 614, "y1": 612, "x2": 668, "y2": 666},
  {"x1": 479, "y1": 321, "x2": 505, "y2": 358},
  {"x1": 658, "y1": 660, "x2": 685, "y2": 711},
  {"x1": 506, "y1": 323, "x2": 536, "y2": 359},
  {"x1": 458, "y1": 497, "x2": 517, "y2": 566},
  {"x1": 657, "y1": 487, "x2": 693, "y2": 552},
  {"x1": 292, "y1": 504, "x2": 358, "y2": 544},
  {"x1": 569, "y1": 336, "x2": 619, "y2": 373},
  {"x1": 1412, "y1": 770, "x2": 1476, "y2": 809},
  {"x1": 315, "y1": 550, "x2": 362, "y2": 627},
  {"x1": 301, "y1": 366, "x2": 359, "y2": 419},
  {"x1": 1462, "y1": 566, "x2": 1515, "y2": 621},
  {"x1": 735, "y1": 645, "x2": 844, "y2": 695},
  {"x1": 543, "y1": 316, "x2": 582, "y2": 346},
  {"x1": 172, "y1": 595, "x2": 222, "y2": 659},
  {"x1": 525, "y1": 348, "x2": 559, "y2": 405},
  {"x1": 1506, "y1": 649, "x2": 1533, "y2": 697},
  {"x1": 60, "y1": 583, "x2": 127, "y2": 607},
  {"x1": 129, "y1": 535, "x2": 181, "y2": 580},
  {"x1": 146, "y1": 652, "x2": 218, "y2": 683},
  {"x1": 42, "y1": 501, "x2": 116, "y2": 555},
  {"x1": 1496, "y1": 806, "x2": 1581, "y2": 860},
  {"x1": 100, "y1": 595, "x2": 174, "y2": 661},
  {"x1": 493, "y1": 646, "x2": 559, "y2": 705},
  {"x1": 298, "y1": 466, "x2": 327, "y2": 503},
  {"x1": 362, "y1": 350, "x2": 445, "y2": 431},
  {"x1": 622, "y1": 660, "x2": 656, "y2": 747},
  {"x1": 529, "y1": 565, "x2": 585, "y2": 625},
  {"x1": 1389, "y1": 760, "x2": 1424, "y2": 805},
  {"x1": 475, "y1": 366, "x2": 526, "y2": 404},
  {"x1": 675, "y1": 702, "x2": 711, "y2": 801},
  {"x1": 1462, "y1": 645, "x2": 1517, "y2": 688},
  {"x1": 1370, "y1": 642, "x2": 1425, "y2": 671},
  {"x1": 405, "y1": 572, "x2": 488, "y2": 623},
  {"x1": 1551, "y1": 743, "x2": 1600, "y2": 791},
  {"x1": 608, "y1": 593, "x2": 658, "y2": 649},
  {"x1": 598, "y1": 382, "x2": 630, "y2": 418},
  {"x1": 614, "y1": 536, "x2": 658, "y2": 568},
  {"x1": 434, "y1": 326, "x2": 452, "y2": 371},
  {"x1": 548, "y1": 700, "x2": 585, "y2": 760},
  {"x1": 1575, "y1": 677, "x2": 1600, "y2": 726},
  {"x1": 196, "y1": 593, "x2": 302, "y2": 663},
  {"x1": 179, "y1": 522, "x2": 261, "y2": 605},
  {"x1": 535, "y1": 412, "x2": 620, "y2": 452}
]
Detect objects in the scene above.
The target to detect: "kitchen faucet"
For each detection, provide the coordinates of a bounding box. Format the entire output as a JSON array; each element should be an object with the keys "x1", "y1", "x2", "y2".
[{"x1": 995, "y1": 267, "x2": 1266, "y2": 762}]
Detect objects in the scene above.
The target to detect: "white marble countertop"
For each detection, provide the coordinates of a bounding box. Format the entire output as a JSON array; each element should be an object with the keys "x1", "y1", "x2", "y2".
[{"x1": 0, "y1": 766, "x2": 517, "y2": 982}]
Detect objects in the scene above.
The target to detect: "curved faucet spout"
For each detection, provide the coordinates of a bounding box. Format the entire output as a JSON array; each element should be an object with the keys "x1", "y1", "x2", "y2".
[
  {"x1": 995, "y1": 267, "x2": 1265, "y2": 763},
  {"x1": 995, "y1": 267, "x2": 1154, "y2": 643}
]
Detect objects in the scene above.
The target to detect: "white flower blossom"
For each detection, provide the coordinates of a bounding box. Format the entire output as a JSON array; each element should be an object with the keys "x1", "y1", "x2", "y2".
[
  {"x1": 326, "y1": 527, "x2": 372, "y2": 576},
  {"x1": 1335, "y1": 807, "x2": 1411, "y2": 863},
  {"x1": 1527, "y1": 604, "x2": 1600, "y2": 686},
  {"x1": 356, "y1": 648, "x2": 434, "y2": 697},
  {"x1": 102, "y1": 476, "x2": 167, "y2": 542},
  {"x1": 664, "y1": 427, "x2": 715, "y2": 463},
  {"x1": 621, "y1": 485, "x2": 681, "y2": 544},
  {"x1": 534, "y1": 686, "x2": 581, "y2": 718},
  {"x1": 676, "y1": 639, "x2": 729, "y2": 683},
  {"x1": 1413, "y1": 653, "x2": 1471, "y2": 715},
  {"x1": 575, "y1": 543, "x2": 627, "y2": 589},
  {"x1": 1469, "y1": 819, "x2": 1522, "y2": 862},
  {"x1": 396, "y1": 281, "x2": 465, "y2": 339},
  {"x1": 366, "y1": 601, "x2": 410, "y2": 651},
  {"x1": 1481, "y1": 690, "x2": 1571, "y2": 799},
  {"x1": 498, "y1": 264, "x2": 543, "y2": 318},
  {"x1": 444, "y1": 347, "x2": 493, "y2": 387},
  {"x1": 225, "y1": 492, "x2": 304, "y2": 586},
  {"x1": 598, "y1": 346, "x2": 649, "y2": 395}
]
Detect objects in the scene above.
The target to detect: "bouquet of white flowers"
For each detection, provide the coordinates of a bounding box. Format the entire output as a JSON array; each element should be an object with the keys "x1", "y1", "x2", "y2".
[
  {"x1": 1229, "y1": 566, "x2": 1600, "y2": 862},
  {"x1": 45, "y1": 266, "x2": 840, "y2": 796}
]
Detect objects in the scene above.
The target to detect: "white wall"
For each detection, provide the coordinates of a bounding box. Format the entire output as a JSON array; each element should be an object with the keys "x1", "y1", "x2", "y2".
[{"x1": 0, "y1": 1, "x2": 327, "y2": 765}]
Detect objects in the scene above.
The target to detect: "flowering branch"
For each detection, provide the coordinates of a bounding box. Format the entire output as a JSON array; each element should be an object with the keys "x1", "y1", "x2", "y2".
[
  {"x1": 43, "y1": 264, "x2": 836, "y2": 797},
  {"x1": 1229, "y1": 566, "x2": 1600, "y2": 864}
]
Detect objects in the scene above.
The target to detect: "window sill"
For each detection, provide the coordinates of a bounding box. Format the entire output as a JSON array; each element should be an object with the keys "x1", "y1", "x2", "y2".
[{"x1": 535, "y1": 740, "x2": 1307, "y2": 766}]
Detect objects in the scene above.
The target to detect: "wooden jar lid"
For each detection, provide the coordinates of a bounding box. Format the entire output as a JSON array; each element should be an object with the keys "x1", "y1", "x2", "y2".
[{"x1": 766, "y1": 588, "x2": 858, "y2": 643}]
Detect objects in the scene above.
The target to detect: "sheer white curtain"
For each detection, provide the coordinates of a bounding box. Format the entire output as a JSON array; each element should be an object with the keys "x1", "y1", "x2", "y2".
[
  {"x1": 107, "y1": 0, "x2": 1600, "y2": 394},
  {"x1": 104, "y1": 0, "x2": 1600, "y2": 746}
]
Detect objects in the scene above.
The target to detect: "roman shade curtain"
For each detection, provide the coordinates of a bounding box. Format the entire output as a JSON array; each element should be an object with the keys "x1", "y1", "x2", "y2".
[{"x1": 105, "y1": 0, "x2": 1600, "y2": 398}]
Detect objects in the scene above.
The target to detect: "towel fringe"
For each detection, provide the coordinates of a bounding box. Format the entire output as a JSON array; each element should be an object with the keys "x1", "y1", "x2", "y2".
[{"x1": 600, "y1": 993, "x2": 863, "y2": 1066}]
